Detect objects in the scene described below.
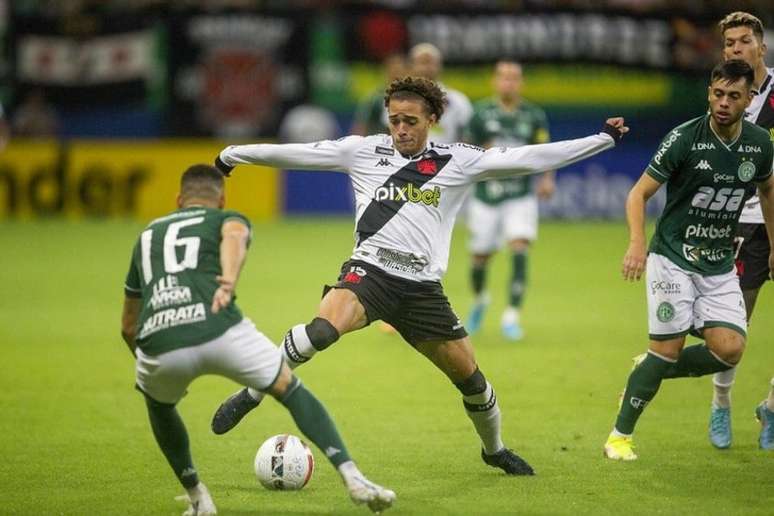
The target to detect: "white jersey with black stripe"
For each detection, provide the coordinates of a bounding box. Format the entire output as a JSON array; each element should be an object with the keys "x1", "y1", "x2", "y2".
[
  {"x1": 739, "y1": 67, "x2": 774, "y2": 224},
  {"x1": 220, "y1": 132, "x2": 615, "y2": 282}
]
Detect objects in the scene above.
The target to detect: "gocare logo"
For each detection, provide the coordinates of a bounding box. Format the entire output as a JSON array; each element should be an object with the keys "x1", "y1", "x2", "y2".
[
  {"x1": 654, "y1": 129, "x2": 681, "y2": 165},
  {"x1": 373, "y1": 182, "x2": 441, "y2": 207}
]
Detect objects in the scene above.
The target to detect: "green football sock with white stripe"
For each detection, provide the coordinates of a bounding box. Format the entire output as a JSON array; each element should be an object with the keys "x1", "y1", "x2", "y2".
[
  {"x1": 661, "y1": 344, "x2": 733, "y2": 379},
  {"x1": 280, "y1": 377, "x2": 352, "y2": 467},
  {"x1": 143, "y1": 394, "x2": 199, "y2": 489}
]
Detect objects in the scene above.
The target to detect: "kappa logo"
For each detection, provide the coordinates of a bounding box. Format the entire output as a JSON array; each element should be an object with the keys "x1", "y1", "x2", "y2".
[
  {"x1": 694, "y1": 160, "x2": 712, "y2": 170},
  {"x1": 375, "y1": 158, "x2": 392, "y2": 167}
]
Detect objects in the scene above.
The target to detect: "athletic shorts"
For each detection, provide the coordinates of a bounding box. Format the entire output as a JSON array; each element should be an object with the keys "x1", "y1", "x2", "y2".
[
  {"x1": 646, "y1": 253, "x2": 746, "y2": 341},
  {"x1": 135, "y1": 318, "x2": 283, "y2": 405},
  {"x1": 735, "y1": 223, "x2": 771, "y2": 291},
  {"x1": 325, "y1": 260, "x2": 468, "y2": 346},
  {"x1": 467, "y1": 196, "x2": 538, "y2": 254}
]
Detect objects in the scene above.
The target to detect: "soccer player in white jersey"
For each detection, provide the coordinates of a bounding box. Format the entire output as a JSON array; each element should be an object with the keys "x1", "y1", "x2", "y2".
[
  {"x1": 211, "y1": 77, "x2": 627, "y2": 475},
  {"x1": 408, "y1": 43, "x2": 473, "y2": 144},
  {"x1": 707, "y1": 12, "x2": 774, "y2": 450}
]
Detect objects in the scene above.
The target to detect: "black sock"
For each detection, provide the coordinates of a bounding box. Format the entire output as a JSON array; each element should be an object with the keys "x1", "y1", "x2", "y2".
[{"x1": 471, "y1": 263, "x2": 487, "y2": 295}]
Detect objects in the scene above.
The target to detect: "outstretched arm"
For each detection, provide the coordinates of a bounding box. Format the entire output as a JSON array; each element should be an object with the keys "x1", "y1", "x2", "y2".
[
  {"x1": 215, "y1": 136, "x2": 363, "y2": 176},
  {"x1": 468, "y1": 118, "x2": 627, "y2": 180},
  {"x1": 212, "y1": 220, "x2": 251, "y2": 314},
  {"x1": 622, "y1": 173, "x2": 662, "y2": 281}
]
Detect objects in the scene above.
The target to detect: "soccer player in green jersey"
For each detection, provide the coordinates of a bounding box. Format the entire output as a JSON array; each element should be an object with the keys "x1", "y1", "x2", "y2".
[
  {"x1": 121, "y1": 165, "x2": 395, "y2": 514},
  {"x1": 708, "y1": 11, "x2": 774, "y2": 450},
  {"x1": 464, "y1": 61, "x2": 555, "y2": 340},
  {"x1": 352, "y1": 53, "x2": 407, "y2": 137},
  {"x1": 603, "y1": 60, "x2": 774, "y2": 461}
]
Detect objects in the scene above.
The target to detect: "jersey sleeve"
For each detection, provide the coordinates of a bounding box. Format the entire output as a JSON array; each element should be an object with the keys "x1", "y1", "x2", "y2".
[
  {"x1": 458, "y1": 132, "x2": 615, "y2": 181},
  {"x1": 754, "y1": 142, "x2": 774, "y2": 183},
  {"x1": 646, "y1": 128, "x2": 688, "y2": 183},
  {"x1": 222, "y1": 210, "x2": 253, "y2": 248},
  {"x1": 219, "y1": 135, "x2": 364, "y2": 173},
  {"x1": 124, "y1": 241, "x2": 142, "y2": 298},
  {"x1": 464, "y1": 108, "x2": 486, "y2": 145}
]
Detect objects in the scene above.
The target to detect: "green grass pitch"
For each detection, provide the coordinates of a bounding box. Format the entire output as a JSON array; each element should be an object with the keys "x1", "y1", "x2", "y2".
[{"x1": 1, "y1": 219, "x2": 773, "y2": 515}]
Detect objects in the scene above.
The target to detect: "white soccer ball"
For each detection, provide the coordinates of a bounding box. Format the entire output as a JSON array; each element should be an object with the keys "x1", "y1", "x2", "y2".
[{"x1": 254, "y1": 434, "x2": 315, "y2": 490}]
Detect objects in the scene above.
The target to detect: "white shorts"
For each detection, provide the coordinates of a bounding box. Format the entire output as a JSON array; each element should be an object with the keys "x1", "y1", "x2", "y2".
[
  {"x1": 467, "y1": 196, "x2": 538, "y2": 254},
  {"x1": 135, "y1": 318, "x2": 283, "y2": 404},
  {"x1": 646, "y1": 253, "x2": 746, "y2": 340}
]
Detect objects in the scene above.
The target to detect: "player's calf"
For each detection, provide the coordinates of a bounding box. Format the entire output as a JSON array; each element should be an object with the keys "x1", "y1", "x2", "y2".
[{"x1": 454, "y1": 367, "x2": 534, "y2": 475}]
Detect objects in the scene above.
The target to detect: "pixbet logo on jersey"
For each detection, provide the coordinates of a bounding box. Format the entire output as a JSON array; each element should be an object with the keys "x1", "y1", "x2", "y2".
[{"x1": 373, "y1": 182, "x2": 441, "y2": 207}]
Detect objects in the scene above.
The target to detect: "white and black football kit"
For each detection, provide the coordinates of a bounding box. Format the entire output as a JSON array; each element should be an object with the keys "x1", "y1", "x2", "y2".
[
  {"x1": 219, "y1": 131, "x2": 616, "y2": 343},
  {"x1": 737, "y1": 67, "x2": 774, "y2": 290}
]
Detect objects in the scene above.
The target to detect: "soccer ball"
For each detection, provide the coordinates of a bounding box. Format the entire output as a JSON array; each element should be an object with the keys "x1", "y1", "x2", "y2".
[{"x1": 254, "y1": 434, "x2": 315, "y2": 490}]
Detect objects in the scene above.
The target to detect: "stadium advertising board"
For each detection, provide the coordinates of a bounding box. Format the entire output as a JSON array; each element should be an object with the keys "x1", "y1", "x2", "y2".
[{"x1": 0, "y1": 140, "x2": 278, "y2": 220}]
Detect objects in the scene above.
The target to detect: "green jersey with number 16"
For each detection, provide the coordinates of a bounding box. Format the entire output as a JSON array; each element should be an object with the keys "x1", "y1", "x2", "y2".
[
  {"x1": 124, "y1": 207, "x2": 251, "y2": 355},
  {"x1": 647, "y1": 115, "x2": 773, "y2": 275}
]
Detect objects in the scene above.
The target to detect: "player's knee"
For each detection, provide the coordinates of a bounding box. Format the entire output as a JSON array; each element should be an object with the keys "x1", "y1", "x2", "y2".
[
  {"x1": 306, "y1": 317, "x2": 340, "y2": 351},
  {"x1": 454, "y1": 367, "x2": 487, "y2": 396}
]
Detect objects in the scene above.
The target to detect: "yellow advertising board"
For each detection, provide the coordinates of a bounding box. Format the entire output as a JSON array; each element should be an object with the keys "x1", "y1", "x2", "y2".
[{"x1": 0, "y1": 139, "x2": 279, "y2": 220}]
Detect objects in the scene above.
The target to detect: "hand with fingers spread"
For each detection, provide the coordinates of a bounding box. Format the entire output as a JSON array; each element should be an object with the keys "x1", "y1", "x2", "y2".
[
  {"x1": 622, "y1": 241, "x2": 647, "y2": 281},
  {"x1": 211, "y1": 276, "x2": 235, "y2": 313}
]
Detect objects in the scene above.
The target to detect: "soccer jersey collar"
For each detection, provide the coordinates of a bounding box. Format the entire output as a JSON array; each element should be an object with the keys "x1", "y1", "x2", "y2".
[{"x1": 753, "y1": 71, "x2": 772, "y2": 96}]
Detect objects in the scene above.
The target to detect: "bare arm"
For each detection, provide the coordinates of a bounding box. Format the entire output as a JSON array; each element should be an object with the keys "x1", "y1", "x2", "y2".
[
  {"x1": 757, "y1": 175, "x2": 774, "y2": 278},
  {"x1": 216, "y1": 136, "x2": 363, "y2": 175},
  {"x1": 121, "y1": 296, "x2": 141, "y2": 356},
  {"x1": 622, "y1": 173, "x2": 662, "y2": 281},
  {"x1": 212, "y1": 219, "x2": 250, "y2": 314},
  {"x1": 469, "y1": 118, "x2": 627, "y2": 180}
]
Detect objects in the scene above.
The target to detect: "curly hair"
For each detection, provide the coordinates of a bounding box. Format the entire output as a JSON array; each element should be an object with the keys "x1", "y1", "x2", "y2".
[{"x1": 384, "y1": 76, "x2": 447, "y2": 121}]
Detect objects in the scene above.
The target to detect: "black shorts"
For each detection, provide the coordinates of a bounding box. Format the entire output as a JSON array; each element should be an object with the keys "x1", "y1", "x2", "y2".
[
  {"x1": 324, "y1": 260, "x2": 468, "y2": 346},
  {"x1": 735, "y1": 223, "x2": 771, "y2": 291}
]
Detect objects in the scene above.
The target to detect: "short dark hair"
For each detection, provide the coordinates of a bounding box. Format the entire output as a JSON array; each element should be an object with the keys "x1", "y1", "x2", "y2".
[
  {"x1": 384, "y1": 76, "x2": 447, "y2": 121},
  {"x1": 719, "y1": 11, "x2": 764, "y2": 42},
  {"x1": 180, "y1": 164, "x2": 224, "y2": 201},
  {"x1": 710, "y1": 59, "x2": 755, "y2": 88}
]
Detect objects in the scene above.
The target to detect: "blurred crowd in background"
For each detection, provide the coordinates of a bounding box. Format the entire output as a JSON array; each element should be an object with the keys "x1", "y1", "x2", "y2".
[{"x1": 1, "y1": 1, "x2": 772, "y2": 219}]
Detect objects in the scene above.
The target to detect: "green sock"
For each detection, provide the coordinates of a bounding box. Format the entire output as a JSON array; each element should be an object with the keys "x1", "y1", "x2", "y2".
[
  {"x1": 471, "y1": 263, "x2": 487, "y2": 296},
  {"x1": 661, "y1": 344, "x2": 733, "y2": 379},
  {"x1": 143, "y1": 393, "x2": 199, "y2": 489},
  {"x1": 280, "y1": 378, "x2": 352, "y2": 467},
  {"x1": 509, "y1": 252, "x2": 527, "y2": 307},
  {"x1": 615, "y1": 353, "x2": 673, "y2": 435}
]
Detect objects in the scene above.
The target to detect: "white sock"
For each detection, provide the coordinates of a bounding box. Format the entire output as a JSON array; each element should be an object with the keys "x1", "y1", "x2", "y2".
[
  {"x1": 474, "y1": 291, "x2": 490, "y2": 305},
  {"x1": 501, "y1": 307, "x2": 519, "y2": 325},
  {"x1": 767, "y1": 377, "x2": 774, "y2": 412},
  {"x1": 462, "y1": 382, "x2": 504, "y2": 455},
  {"x1": 282, "y1": 324, "x2": 316, "y2": 369},
  {"x1": 611, "y1": 428, "x2": 632, "y2": 438},
  {"x1": 246, "y1": 388, "x2": 264, "y2": 402},
  {"x1": 712, "y1": 367, "x2": 736, "y2": 409},
  {"x1": 337, "y1": 460, "x2": 362, "y2": 487}
]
